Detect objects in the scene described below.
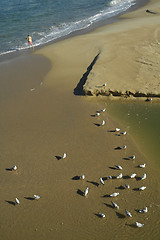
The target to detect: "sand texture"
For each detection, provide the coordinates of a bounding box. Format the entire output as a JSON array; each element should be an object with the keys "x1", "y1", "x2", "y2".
[
  {"x1": 83, "y1": 0, "x2": 160, "y2": 97},
  {"x1": 0, "y1": 0, "x2": 160, "y2": 240}
]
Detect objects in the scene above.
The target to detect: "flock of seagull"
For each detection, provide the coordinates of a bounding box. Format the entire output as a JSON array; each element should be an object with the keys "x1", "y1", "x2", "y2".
[
  {"x1": 77, "y1": 106, "x2": 148, "y2": 228},
  {"x1": 8, "y1": 104, "x2": 148, "y2": 230}
]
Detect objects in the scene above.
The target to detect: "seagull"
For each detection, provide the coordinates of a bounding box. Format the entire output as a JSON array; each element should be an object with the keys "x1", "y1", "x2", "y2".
[
  {"x1": 136, "y1": 222, "x2": 144, "y2": 228},
  {"x1": 62, "y1": 153, "x2": 67, "y2": 159},
  {"x1": 103, "y1": 83, "x2": 107, "y2": 87},
  {"x1": 125, "y1": 209, "x2": 132, "y2": 217},
  {"x1": 12, "y1": 165, "x2": 17, "y2": 171},
  {"x1": 96, "y1": 112, "x2": 101, "y2": 116},
  {"x1": 116, "y1": 173, "x2": 123, "y2": 179},
  {"x1": 121, "y1": 131, "x2": 127, "y2": 135},
  {"x1": 138, "y1": 207, "x2": 148, "y2": 213},
  {"x1": 110, "y1": 192, "x2": 119, "y2": 197},
  {"x1": 101, "y1": 108, "x2": 106, "y2": 112},
  {"x1": 34, "y1": 195, "x2": 40, "y2": 200},
  {"x1": 100, "y1": 177, "x2": 104, "y2": 185},
  {"x1": 84, "y1": 187, "x2": 89, "y2": 197},
  {"x1": 101, "y1": 120, "x2": 105, "y2": 126},
  {"x1": 139, "y1": 186, "x2": 146, "y2": 191},
  {"x1": 125, "y1": 184, "x2": 130, "y2": 189},
  {"x1": 115, "y1": 165, "x2": 123, "y2": 170},
  {"x1": 30, "y1": 88, "x2": 35, "y2": 91},
  {"x1": 81, "y1": 174, "x2": 85, "y2": 180},
  {"x1": 115, "y1": 128, "x2": 120, "y2": 132},
  {"x1": 138, "y1": 163, "x2": 146, "y2": 168},
  {"x1": 97, "y1": 212, "x2": 105, "y2": 218},
  {"x1": 15, "y1": 198, "x2": 20, "y2": 205},
  {"x1": 111, "y1": 201, "x2": 119, "y2": 209},
  {"x1": 130, "y1": 155, "x2": 135, "y2": 159},
  {"x1": 123, "y1": 145, "x2": 127, "y2": 149},
  {"x1": 130, "y1": 173, "x2": 136, "y2": 179},
  {"x1": 141, "y1": 173, "x2": 146, "y2": 180}
]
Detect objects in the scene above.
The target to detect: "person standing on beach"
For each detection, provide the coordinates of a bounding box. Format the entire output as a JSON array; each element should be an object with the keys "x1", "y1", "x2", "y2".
[{"x1": 27, "y1": 34, "x2": 34, "y2": 49}]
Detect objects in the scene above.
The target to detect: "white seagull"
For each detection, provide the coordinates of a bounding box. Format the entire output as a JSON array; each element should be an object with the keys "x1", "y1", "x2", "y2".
[
  {"x1": 141, "y1": 173, "x2": 146, "y2": 180},
  {"x1": 130, "y1": 155, "x2": 135, "y2": 160},
  {"x1": 81, "y1": 174, "x2": 85, "y2": 180},
  {"x1": 12, "y1": 166, "x2": 17, "y2": 171},
  {"x1": 97, "y1": 212, "x2": 105, "y2": 218},
  {"x1": 101, "y1": 120, "x2": 105, "y2": 126},
  {"x1": 130, "y1": 173, "x2": 136, "y2": 179},
  {"x1": 62, "y1": 153, "x2": 67, "y2": 159},
  {"x1": 100, "y1": 178, "x2": 104, "y2": 185},
  {"x1": 15, "y1": 198, "x2": 20, "y2": 205},
  {"x1": 121, "y1": 131, "x2": 127, "y2": 135},
  {"x1": 138, "y1": 207, "x2": 148, "y2": 213},
  {"x1": 125, "y1": 209, "x2": 132, "y2": 217},
  {"x1": 96, "y1": 112, "x2": 101, "y2": 116},
  {"x1": 138, "y1": 163, "x2": 146, "y2": 168},
  {"x1": 34, "y1": 195, "x2": 40, "y2": 200},
  {"x1": 123, "y1": 145, "x2": 127, "y2": 149},
  {"x1": 110, "y1": 192, "x2": 119, "y2": 197},
  {"x1": 116, "y1": 173, "x2": 123, "y2": 179},
  {"x1": 111, "y1": 201, "x2": 119, "y2": 209},
  {"x1": 115, "y1": 128, "x2": 120, "y2": 132},
  {"x1": 101, "y1": 108, "x2": 106, "y2": 112},
  {"x1": 139, "y1": 186, "x2": 146, "y2": 191},
  {"x1": 136, "y1": 222, "x2": 144, "y2": 228},
  {"x1": 103, "y1": 83, "x2": 107, "y2": 87},
  {"x1": 125, "y1": 184, "x2": 130, "y2": 189},
  {"x1": 84, "y1": 187, "x2": 89, "y2": 197},
  {"x1": 30, "y1": 88, "x2": 35, "y2": 92},
  {"x1": 115, "y1": 165, "x2": 123, "y2": 170}
]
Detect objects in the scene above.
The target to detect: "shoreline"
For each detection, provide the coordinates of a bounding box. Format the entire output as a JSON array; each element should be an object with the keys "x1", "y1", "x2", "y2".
[{"x1": 0, "y1": 0, "x2": 148, "y2": 65}]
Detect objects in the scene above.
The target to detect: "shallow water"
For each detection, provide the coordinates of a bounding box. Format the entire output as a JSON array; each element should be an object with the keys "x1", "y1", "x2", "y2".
[{"x1": 108, "y1": 99, "x2": 160, "y2": 172}]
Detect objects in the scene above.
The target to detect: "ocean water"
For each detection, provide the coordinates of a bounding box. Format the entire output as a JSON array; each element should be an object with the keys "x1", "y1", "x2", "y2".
[{"x1": 0, "y1": 0, "x2": 136, "y2": 56}]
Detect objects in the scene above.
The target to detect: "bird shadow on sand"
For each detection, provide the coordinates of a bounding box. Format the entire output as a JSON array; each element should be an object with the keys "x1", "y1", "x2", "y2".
[
  {"x1": 116, "y1": 212, "x2": 125, "y2": 219},
  {"x1": 114, "y1": 146, "x2": 122, "y2": 150},
  {"x1": 122, "y1": 157, "x2": 130, "y2": 161},
  {"x1": 5, "y1": 168, "x2": 13, "y2": 171},
  {"x1": 125, "y1": 223, "x2": 137, "y2": 228},
  {"x1": 109, "y1": 166, "x2": 117, "y2": 170},
  {"x1": 94, "y1": 213, "x2": 104, "y2": 218},
  {"x1": 133, "y1": 187, "x2": 140, "y2": 191},
  {"x1": 104, "y1": 203, "x2": 114, "y2": 209},
  {"x1": 87, "y1": 180, "x2": 99, "y2": 187},
  {"x1": 94, "y1": 123, "x2": 101, "y2": 127},
  {"x1": 123, "y1": 175, "x2": 130, "y2": 179},
  {"x1": 102, "y1": 194, "x2": 111, "y2": 198},
  {"x1": 77, "y1": 189, "x2": 84, "y2": 197},
  {"x1": 5, "y1": 200, "x2": 16, "y2": 206},
  {"x1": 135, "y1": 176, "x2": 141, "y2": 181},
  {"x1": 107, "y1": 130, "x2": 116, "y2": 133},
  {"x1": 146, "y1": 9, "x2": 157, "y2": 14},
  {"x1": 72, "y1": 175, "x2": 80, "y2": 180},
  {"x1": 24, "y1": 197, "x2": 35, "y2": 201},
  {"x1": 115, "y1": 185, "x2": 125, "y2": 190},
  {"x1": 55, "y1": 155, "x2": 62, "y2": 160}
]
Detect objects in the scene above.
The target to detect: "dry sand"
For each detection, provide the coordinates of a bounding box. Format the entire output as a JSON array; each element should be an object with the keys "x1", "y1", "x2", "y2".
[{"x1": 0, "y1": 0, "x2": 160, "y2": 240}]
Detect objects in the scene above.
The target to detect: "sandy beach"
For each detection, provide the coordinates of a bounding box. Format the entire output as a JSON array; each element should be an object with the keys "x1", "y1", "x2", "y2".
[{"x1": 0, "y1": 0, "x2": 160, "y2": 239}]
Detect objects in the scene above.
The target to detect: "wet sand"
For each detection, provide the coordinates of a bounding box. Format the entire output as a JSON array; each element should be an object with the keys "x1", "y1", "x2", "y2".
[{"x1": 0, "y1": 0, "x2": 160, "y2": 239}]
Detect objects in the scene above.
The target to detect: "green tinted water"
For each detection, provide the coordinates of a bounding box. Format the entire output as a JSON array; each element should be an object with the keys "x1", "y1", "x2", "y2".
[{"x1": 108, "y1": 99, "x2": 160, "y2": 171}]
